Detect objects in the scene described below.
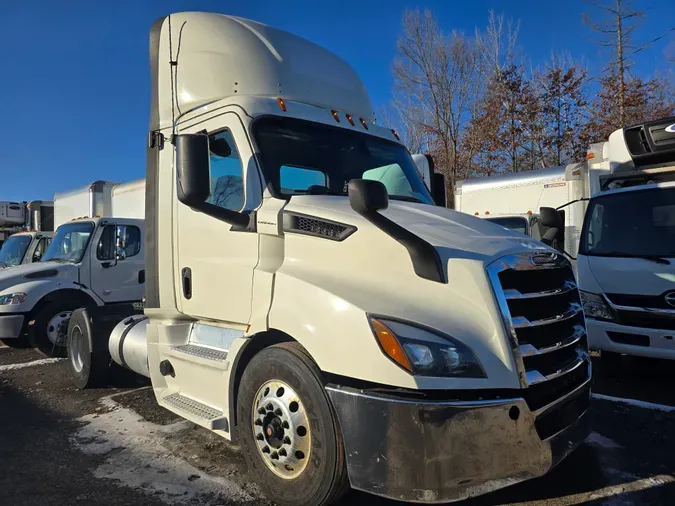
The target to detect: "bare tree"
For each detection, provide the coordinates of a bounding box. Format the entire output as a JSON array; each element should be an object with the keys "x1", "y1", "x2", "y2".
[
  {"x1": 583, "y1": 0, "x2": 645, "y2": 128},
  {"x1": 392, "y1": 9, "x2": 482, "y2": 205}
]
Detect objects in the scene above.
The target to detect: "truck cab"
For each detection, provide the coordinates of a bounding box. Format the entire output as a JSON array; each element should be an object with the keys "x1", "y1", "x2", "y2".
[
  {"x1": 0, "y1": 217, "x2": 144, "y2": 353},
  {"x1": 66, "y1": 13, "x2": 591, "y2": 506},
  {"x1": 578, "y1": 118, "x2": 675, "y2": 361},
  {"x1": 0, "y1": 231, "x2": 52, "y2": 268}
]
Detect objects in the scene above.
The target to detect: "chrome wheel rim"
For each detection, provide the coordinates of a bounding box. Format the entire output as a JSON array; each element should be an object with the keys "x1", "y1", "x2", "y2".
[
  {"x1": 252, "y1": 380, "x2": 311, "y2": 479},
  {"x1": 46, "y1": 311, "x2": 72, "y2": 346},
  {"x1": 70, "y1": 325, "x2": 84, "y2": 372}
]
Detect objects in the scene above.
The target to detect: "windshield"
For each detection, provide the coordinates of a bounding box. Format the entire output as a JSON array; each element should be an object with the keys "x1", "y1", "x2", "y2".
[
  {"x1": 252, "y1": 116, "x2": 434, "y2": 205},
  {"x1": 580, "y1": 187, "x2": 675, "y2": 258},
  {"x1": 485, "y1": 216, "x2": 529, "y2": 235},
  {"x1": 42, "y1": 222, "x2": 94, "y2": 263},
  {"x1": 0, "y1": 235, "x2": 31, "y2": 267}
]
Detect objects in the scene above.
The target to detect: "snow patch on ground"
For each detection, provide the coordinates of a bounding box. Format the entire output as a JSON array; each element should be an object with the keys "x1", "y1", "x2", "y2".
[
  {"x1": 0, "y1": 357, "x2": 64, "y2": 371},
  {"x1": 71, "y1": 392, "x2": 258, "y2": 505},
  {"x1": 592, "y1": 393, "x2": 675, "y2": 412}
]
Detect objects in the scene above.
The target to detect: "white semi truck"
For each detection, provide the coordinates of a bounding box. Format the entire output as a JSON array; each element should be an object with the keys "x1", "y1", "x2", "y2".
[
  {"x1": 0, "y1": 181, "x2": 145, "y2": 353},
  {"x1": 0, "y1": 200, "x2": 55, "y2": 268},
  {"x1": 64, "y1": 13, "x2": 591, "y2": 506}
]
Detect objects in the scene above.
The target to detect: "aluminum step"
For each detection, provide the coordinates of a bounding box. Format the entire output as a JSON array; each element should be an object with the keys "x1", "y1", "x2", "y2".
[
  {"x1": 171, "y1": 344, "x2": 228, "y2": 361},
  {"x1": 163, "y1": 392, "x2": 228, "y2": 431}
]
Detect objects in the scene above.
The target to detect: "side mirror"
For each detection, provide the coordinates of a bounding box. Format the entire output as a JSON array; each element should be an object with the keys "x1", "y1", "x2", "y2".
[
  {"x1": 176, "y1": 134, "x2": 212, "y2": 207},
  {"x1": 539, "y1": 207, "x2": 565, "y2": 253},
  {"x1": 115, "y1": 225, "x2": 127, "y2": 261},
  {"x1": 348, "y1": 179, "x2": 389, "y2": 214},
  {"x1": 431, "y1": 173, "x2": 446, "y2": 207}
]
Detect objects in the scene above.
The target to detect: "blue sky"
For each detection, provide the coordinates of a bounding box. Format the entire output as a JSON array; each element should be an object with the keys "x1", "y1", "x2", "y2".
[{"x1": 1, "y1": 0, "x2": 673, "y2": 201}]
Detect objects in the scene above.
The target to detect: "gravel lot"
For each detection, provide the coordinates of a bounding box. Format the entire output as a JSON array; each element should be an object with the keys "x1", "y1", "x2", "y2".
[{"x1": 1, "y1": 344, "x2": 673, "y2": 506}]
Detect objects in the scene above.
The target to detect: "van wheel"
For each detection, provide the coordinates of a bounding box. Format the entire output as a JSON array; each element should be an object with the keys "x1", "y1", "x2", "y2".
[
  {"x1": 67, "y1": 308, "x2": 111, "y2": 389},
  {"x1": 30, "y1": 300, "x2": 80, "y2": 357},
  {"x1": 237, "y1": 342, "x2": 349, "y2": 506}
]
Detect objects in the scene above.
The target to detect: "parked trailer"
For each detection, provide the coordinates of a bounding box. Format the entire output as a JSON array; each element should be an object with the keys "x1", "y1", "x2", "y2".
[{"x1": 66, "y1": 13, "x2": 590, "y2": 506}]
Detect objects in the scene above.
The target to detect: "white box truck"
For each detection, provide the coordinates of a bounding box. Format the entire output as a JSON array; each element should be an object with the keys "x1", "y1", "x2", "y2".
[
  {"x1": 64, "y1": 13, "x2": 591, "y2": 506},
  {"x1": 0, "y1": 181, "x2": 144, "y2": 354},
  {"x1": 0, "y1": 200, "x2": 55, "y2": 268},
  {"x1": 53, "y1": 180, "x2": 118, "y2": 229},
  {"x1": 112, "y1": 179, "x2": 146, "y2": 219}
]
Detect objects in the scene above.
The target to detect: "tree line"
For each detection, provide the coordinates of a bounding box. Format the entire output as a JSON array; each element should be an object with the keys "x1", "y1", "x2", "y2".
[{"x1": 381, "y1": 0, "x2": 675, "y2": 204}]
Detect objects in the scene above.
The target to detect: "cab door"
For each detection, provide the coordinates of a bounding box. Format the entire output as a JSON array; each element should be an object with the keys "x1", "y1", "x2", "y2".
[
  {"x1": 89, "y1": 222, "x2": 145, "y2": 303},
  {"x1": 175, "y1": 112, "x2": 262, "y2": 325}
]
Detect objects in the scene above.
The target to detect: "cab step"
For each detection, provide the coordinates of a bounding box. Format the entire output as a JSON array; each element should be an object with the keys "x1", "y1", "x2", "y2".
[
  {"x1": 171, "y1": 344, "x2": 228, "y2": 361},
  {"x1": 163, "y1": 392, "x2": 229, "y2": 431}
]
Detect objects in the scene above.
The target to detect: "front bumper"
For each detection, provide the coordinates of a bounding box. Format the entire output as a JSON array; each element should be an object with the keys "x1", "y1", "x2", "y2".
[
  {"x1": 326, "y1": 383, "x2": 591, "y2": 503},
  {"x1": 587, "y1": 319, "x2": 675, "y2": 360},
  {"x1": 0, "y1": 314, "x2": 25, "y2": 339}
]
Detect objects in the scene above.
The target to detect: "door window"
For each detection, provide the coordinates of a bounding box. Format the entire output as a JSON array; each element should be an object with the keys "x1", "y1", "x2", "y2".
[
  {"x1": 32, "y1": 237, "x2": 50, "y2": 262},
  {"x1": 97, "y1": 225, "x2": 141, "y2": 261},
  {"x1": 208, "y1": 130, "x2": 244, "y2": 211}
]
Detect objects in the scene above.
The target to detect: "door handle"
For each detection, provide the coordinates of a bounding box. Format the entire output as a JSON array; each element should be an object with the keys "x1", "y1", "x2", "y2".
[
  {"x1": 138, "y1": 270, "x2": 145, "y2": 284},
  {"x1": 181, "y1": 267, "x2": 192, "y2": 300}
]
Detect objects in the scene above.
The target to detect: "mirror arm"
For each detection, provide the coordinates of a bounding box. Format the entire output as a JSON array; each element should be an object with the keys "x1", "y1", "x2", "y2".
[{"x1": 193, "y1": 201, "x2": 250, "y2": 228}]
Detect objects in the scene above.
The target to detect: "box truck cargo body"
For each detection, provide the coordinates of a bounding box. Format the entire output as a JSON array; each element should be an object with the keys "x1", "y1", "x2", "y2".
[
  {"x1": 54, "y1": 180, "x2": 118, "y2": 228},
  {"x1": 111, "y1": 179, "x2": 145, "y2": 219}
]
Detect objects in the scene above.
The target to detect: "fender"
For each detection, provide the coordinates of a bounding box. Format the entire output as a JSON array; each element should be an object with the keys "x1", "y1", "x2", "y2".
[{"x1": 0, "y1": 279, "x2": 102, "y2": 317}]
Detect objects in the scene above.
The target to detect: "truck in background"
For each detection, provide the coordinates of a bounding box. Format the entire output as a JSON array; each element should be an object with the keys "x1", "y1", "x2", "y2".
[
  {"x1": 65, "y1": 13, "x2": 591, "y2": 506},
  {"x1": 0, "y1": 180, "x2": 145, "y2": 353},
  {"x1": 112, "y1": 179, "x2": 146, "y2": 219},
  {"x1": 0, "y1": 200, "x2": 55, "y2": 268},
  {"x1": 577, "y1": 118, "x2": 675, "y2": 363}
]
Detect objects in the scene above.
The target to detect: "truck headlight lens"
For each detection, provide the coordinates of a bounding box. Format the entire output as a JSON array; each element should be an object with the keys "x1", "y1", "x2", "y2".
[
  {"x1": 580, "y1": 291, "x2": 615, "y2": 322},
  {"x1": 0, "y1": 292, "x2": 27, "y2": 305},
  {"x1": 369, "y1": 317, "x2": 485, "y2": 378}
]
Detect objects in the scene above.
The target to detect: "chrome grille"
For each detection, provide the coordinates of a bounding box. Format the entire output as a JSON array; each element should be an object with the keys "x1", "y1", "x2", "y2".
[{"x1": 487, "y1": 252, "x2": 591, "y2": 437}]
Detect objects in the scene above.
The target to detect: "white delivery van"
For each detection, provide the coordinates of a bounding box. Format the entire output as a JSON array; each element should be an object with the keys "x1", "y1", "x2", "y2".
[
  {"x1": 64, "y1": 13, "x2": 591, "y2": 506},
  {"x1": 0, "y1": 181, "x2": 144, "y2": 354},
  {"x1": 577, "y1": 118, "x2": 675, "y2": 362}
]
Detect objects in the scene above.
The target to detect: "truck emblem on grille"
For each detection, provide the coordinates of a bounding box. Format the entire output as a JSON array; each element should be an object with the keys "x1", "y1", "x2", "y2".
[
  {"x1": 665, "y1": 292, "x2": 675, "y2": 308},
  {"x1": 665, "y1": 124, "x2": 675, "y2": 133},
  {"x1": 530, "y1": 252, "x2": 557, "y2": 266}
]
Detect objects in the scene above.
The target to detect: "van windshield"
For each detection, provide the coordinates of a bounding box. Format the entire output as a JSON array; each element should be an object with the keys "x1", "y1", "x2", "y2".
[
  {"x1": 0, "y1": 235, "x2": 31, "y2": 267},
  {"x1": 42, "y1": 222, "x2": 94, "y2": 263},
  {"x1": 580, "y1": 186, "x2": 675, "y2": 258},
  {"x1": 252, "y1": 116, "x2": 434, "y2": 205}
]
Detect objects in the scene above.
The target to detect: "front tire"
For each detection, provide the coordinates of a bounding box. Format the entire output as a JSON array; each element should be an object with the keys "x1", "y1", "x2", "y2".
[
  {"x1": 237, "y1": 342, "x2": 349, "y2": 506},
  {"x1": 29, "y1": 300, "x2": 80, "y2": 357}
]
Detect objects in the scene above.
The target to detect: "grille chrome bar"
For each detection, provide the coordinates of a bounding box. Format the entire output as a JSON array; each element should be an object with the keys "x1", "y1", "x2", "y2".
[
  {"x1": 519, "y1": 325, "x2": 586, "y2": 357},
  {"x1": 526, "y1": 352, "x2": 588, "y2": 386},
  {"x1": 504, "y1": 280, "x2": 577, "y2": 300},
  {"x1": 512, "y1": 303, "x2": 583, "y2": 329}
]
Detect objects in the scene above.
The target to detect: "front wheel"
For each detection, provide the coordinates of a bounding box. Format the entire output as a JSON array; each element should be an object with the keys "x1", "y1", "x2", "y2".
[
  {"x1": 29, "y1": 301, "x2": 79, "y2": 357},
  {"x1": 237, "y1": 342, "x2": 349, "y2": 506}
]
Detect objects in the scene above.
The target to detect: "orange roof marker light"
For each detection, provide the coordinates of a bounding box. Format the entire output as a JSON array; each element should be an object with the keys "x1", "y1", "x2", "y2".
[
  {"x1": 485, "y1": 211, "x2": 490, "y2": 215},
  {"x1": 391, "y1": 129, "x2": 400, "y2": 140},
  {"x1": 277, "y1": 97, "x2": 287, "y2": 112},
  {"x1": 359, "y1": 118, "x2": 368, "y2": 130},
  {"x1": 345, "y1": 113, "x2": 355, "y2": 126},
  {"x1": 331, "y1": 110, "x2": 340, "y2": 123}
]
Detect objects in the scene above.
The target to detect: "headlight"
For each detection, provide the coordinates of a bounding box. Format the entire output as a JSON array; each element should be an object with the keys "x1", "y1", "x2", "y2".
[
  {"x1": 368, "y1": 316, "x2": 485, "y2": 378},
  {"x1": 580, "y1": 291, "x2": 615, "y2": 321},
  {"x1": 0, "y1": 292, "x2": 27, "y2": 305}
]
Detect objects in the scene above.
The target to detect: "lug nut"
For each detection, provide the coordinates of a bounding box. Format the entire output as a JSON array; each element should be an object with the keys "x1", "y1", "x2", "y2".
[
  {"x1": 274, "y1": 408, "x2": 283, "y2": 416},
  {"x1": 283, "y1": 436, "x2": 291, "y2": 445},
  {"x1": 266, "y1": 403, "x2": 273, "y2": 411},
  {"x1": 258, "y1": 407, "x2": 266, "y2": 415},
  {"x1": 279, "y1": 448, "x2": 287, "y2": 457},
  {"x1": 282, "y1": 421, "x2": 289, "y2": 429},
  {"x1": 262, "y1": 446, "x2": 270, "y2": 454},
  {"x1": 271, "y1": 452, "x2": 279, "y2": 460},
  {"x1": 254, "y1": 419, "x2": 262, "y2": 426},
  {"x1": 256, "y1": 433, "x2": 264, "y2": 441}
]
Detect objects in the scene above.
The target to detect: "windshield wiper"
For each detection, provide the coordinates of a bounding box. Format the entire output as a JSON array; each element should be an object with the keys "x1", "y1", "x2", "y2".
[
  {"x1": 388, "y1": 195, "x2": 424, "y2": 203},
  {"x1": 636, "y1": 255, "x2": 671, "y2": 265}
]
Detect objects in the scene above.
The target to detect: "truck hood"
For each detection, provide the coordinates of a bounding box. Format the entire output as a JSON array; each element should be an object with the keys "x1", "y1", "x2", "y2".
[
  {"x1": 583, "y1": 255, "x2": 675, "y2": 296},
  {"x1": 0, "y1": 262, "x2": 79, "y2": 292},
  {"x1": 286, "y1": 196, "x2": 551, "y2": 263}
]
